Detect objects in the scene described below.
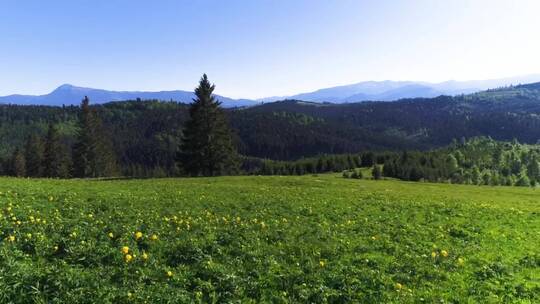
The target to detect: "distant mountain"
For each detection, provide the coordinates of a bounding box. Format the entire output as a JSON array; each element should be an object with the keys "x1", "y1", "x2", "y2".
[
  {"x1": 279, "y1": 74, "x2": 540, "y2": 103},
  {"x1": 4, "y1": 75, "x2": 540, "y2": 107},
  {"x1": 0, "y1": 84, "x2": 255, "y2": 108}
]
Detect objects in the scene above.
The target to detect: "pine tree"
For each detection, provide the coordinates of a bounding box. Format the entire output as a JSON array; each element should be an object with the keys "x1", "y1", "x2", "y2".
[
  {"x1": 72, "y1": 96, "x2": 117, "y2": 177},
  {"x1": 361, "y1": 152, "x2": 375, "y2": 167},
  {"x1": 178, "y1": 74, "x2": 239, "y2": 176},
  {"x1": 526, "y1": 157, "x2": 540, "y2": 184},
  {"x1": 372, "y1": 165, "x2": 382, "y2": 180},
  {"x1": 12, "y1": 148, "x2": 26, "y2": 177},
  {"x1": 72, "y1": 96, "x2": 94, "y2": 177},
  {"x1": 24, "y1": 134, "x2": 44, "y2": 177},
  {"x1": 43, "y1": 124, "x2": 71, "y2": 178},
  {"x1": 445, "y1": 154, "x2": 458, "y2": 176},
  {"x1": 471, "y1": 166, "x2": 481, "y2": 185}
]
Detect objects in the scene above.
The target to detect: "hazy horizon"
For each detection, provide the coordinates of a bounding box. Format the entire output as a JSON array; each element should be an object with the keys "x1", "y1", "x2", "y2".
[{"x1": 3, "y1": 73, "x2": 540, "y2": 100}]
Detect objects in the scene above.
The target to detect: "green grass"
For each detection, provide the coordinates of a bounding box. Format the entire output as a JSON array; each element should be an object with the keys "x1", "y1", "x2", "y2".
[{"x1": 0, "y1": 174, "x2": 538, "y2": 303}]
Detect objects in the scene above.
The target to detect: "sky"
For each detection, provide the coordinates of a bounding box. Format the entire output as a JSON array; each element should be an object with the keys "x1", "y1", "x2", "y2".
[{"x1": 1, "y1": 0, "x2": 540, "y2": 99}]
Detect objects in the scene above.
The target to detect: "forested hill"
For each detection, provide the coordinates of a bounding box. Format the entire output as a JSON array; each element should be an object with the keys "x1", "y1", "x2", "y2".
[
  {"x1": 232, "y1": 82, "x2": 540, "y2": 159},
  {"x1": 0, "y1": 83, "x2": 540, "y2": 175}
]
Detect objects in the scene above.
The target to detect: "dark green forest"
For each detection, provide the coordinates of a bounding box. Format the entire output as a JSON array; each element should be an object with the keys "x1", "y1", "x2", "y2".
[{"x1": 2, "y1": 82, "x2": 540, "y2": 181}]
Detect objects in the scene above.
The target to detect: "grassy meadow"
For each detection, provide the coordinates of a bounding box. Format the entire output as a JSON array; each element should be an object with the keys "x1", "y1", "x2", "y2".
[{"x1": 0, "y1": 174, "x2": 538, "y2": 303}]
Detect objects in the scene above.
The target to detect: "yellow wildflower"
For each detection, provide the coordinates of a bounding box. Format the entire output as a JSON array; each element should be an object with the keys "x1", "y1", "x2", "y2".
[
  {"x1": 121, "y1": 246, "x2": 129, "y2": 254},
  {"x1": 441, "y1": 250, "x2": 449, "y2": 258},
  {"x1": 166, "y1": 270, "x2": 173, "y2": 278},
  {"x1": 150, "y1": 234, "x2": 158, "y2": 241},
  {"x1": 125, "y1": 254, "x2": 133, "y2": 263},
  {"x1": 108, "y1": 232, "x2": 114, "y2": 238},
  {"x1": 135, "y1": 231, "x2": 143, "y2": 240}
]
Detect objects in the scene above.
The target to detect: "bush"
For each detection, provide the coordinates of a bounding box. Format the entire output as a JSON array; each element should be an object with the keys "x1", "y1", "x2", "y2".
[{"x1": 351, "y1": 169, "x2": 363, "y2": 179}]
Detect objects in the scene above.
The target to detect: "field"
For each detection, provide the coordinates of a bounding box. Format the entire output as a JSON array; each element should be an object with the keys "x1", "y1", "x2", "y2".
[{"x1": 0, "y1": 174, "x2": 538, "y2": 303}]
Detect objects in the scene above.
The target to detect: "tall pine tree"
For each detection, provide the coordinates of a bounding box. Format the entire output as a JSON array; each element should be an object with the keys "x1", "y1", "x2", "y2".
[
  {"x1": 72, "y1": 96, "x2": 117, "y2": 177},
  {"x1": 11, "y1": 148, "x2": 26, "y2": 177},
  {"x1": 24, "y1": 134, "x2": 44, "y2": 177},
  {"x1": 178, "y1": 74, "x2": 239, "y2": 176},
  {"x1": 43, "y1": 124, "x2": 71, "y2": 178}
]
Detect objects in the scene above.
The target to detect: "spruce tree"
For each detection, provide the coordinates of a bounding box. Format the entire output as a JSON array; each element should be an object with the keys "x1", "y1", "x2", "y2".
[
  {"x1": 12, "y1": 148, "x2": 26, "y2": 177},
  {"x1": 372, "y1": 165, "x2": 382, "y2": 180},
  {"x1": 178, "y1": 74, "x2": 239, "y2": 176},
  {"x1": 24, "y1": 134, "x2": 44, "y2": 177},
  {"x1": 72, "y1": 96, "x2": 117, "y2": 177},
  {"x1": 72, "y1": 96, "x2": 94, "y2": 177},
  {"x1": 43, "y1": 124, "x2": 71, "y2": 178}
]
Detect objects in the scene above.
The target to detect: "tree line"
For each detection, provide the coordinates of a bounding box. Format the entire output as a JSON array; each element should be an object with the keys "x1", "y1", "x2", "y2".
[
  {"x1": 3, "y1": 75, "x2": 540, "y2": 186},
  {"x1": 380, "y1": 137, "x2": 540, "y2": 187},
  {"x1": 7, "y1": 75, "x2": 239, "y2": 178},
  {"x1": 248, "y1": 137, "x2": 540, "y2": 187},
  {"x1": 9, "y1": 96, "x2": 117, "y2": 178}
]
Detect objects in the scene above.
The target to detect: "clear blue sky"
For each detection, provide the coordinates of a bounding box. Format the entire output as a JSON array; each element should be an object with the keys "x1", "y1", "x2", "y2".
[{"x1": 1, "y1": 0, "x2": 539, "y2": 98}]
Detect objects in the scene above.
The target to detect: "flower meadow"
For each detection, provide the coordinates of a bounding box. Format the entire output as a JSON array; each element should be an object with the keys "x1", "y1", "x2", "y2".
[{"x1": 0, "y1": 175, "x2": 538, "y2": 303}]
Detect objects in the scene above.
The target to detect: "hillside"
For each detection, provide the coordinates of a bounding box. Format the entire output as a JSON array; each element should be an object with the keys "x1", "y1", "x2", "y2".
[
  {"x1": 0, "y1": 83, "x2": 540, "y2": 175},
  {"x1": 0, "y1": 174, "x2": 538, "y2": 302},
  {"x1": 232, "y1": 83, "x2": 540, "y2": 159}
]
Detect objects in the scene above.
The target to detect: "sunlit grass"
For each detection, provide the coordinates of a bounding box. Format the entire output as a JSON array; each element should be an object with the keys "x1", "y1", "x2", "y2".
[{"x1": 0, "y1": 174, "x2": 537, "y2": 303}]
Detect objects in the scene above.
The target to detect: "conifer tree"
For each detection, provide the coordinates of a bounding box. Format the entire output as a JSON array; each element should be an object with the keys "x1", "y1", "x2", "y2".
[
  {"x1": 178, "y1": 74, "x2": 239, "y2": 176},
  {"x1": 12, "y1": 148, "x2": 26, "y2": 177},
  {"x1": 43, "y1": 124, "x2": 71, "y2": 178},
  {"x1": 24, "y1": 134, "x2": 44, "y2": 177},
  {"x1": 72, "y1": 96, "x2": 94, "y2": 177},
  {"x1": 372, "y1": 165, "x2": 382, "y2": 180},
  {"x1": 72, "y1": 96, "x2": 117, "y2": 177}
]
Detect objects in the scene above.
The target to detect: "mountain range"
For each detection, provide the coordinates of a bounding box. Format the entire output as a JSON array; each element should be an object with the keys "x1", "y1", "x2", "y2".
[
  {"x1": 0, "y1": 84, "x2": 255, "y2": 108},
  {"x1": 280, "y1": 74, "x2": 540, "y2": 103},
  {"x1": 1, "y1": 74, "x2": 540, "y2": 107}
]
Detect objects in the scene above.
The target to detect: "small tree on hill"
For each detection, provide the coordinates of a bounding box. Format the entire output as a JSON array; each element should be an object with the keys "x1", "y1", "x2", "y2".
[
  {"x1": 43, "y1": 124, "x2": 71, "y2": 178},
  {"x1": 178, "y1": 74, "x2": 239, "y2": 176},
  {"x1": 24, "y1": 134, "x2": 44, "y2": 177},
  {"x1": 372, "y1": 165, "x2": 382, "y2": 180},
  {"x1": 12, "y1": 148, "x2": 26, "y2": 177}
]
